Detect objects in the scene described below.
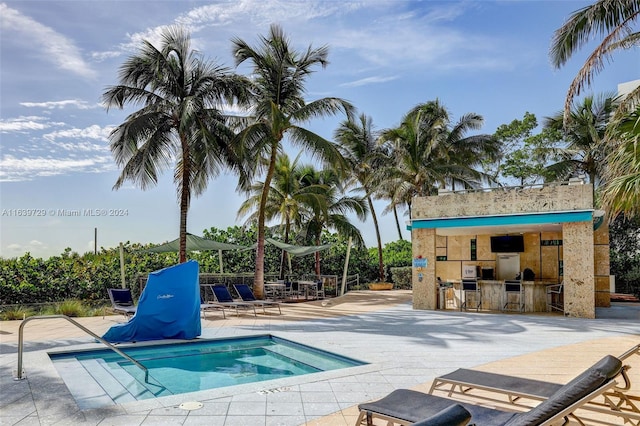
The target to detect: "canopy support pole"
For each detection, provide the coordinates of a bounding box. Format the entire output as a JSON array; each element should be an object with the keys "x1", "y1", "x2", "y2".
[
  {"x1": 341, "y1": 237, "x2": 352, "y2": 296},
  {"x1": 119, "y1": 242, "x2": 126, "y2": 289}
]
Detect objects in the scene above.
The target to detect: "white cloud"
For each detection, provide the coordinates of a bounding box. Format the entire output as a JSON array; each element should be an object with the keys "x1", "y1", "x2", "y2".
[
  {"x1": 0, "y1": 154, "x2": 114, "y2": 182},
  {"x1": 0, "y1": 116, "x2": 51, "y2": 132},
  {"x1": 91, "y1": 50, "x2": 121, "y2": 62},
  {"x1": 341, "y1": 75, "x2": 399, "y2": 88},
  {"x1": 21, "y1": 100, "x2": 99, "y2": 110},
  {"x1": 0, "y1": 3, "x2": 97, "y2": 79},
  {"x1": 43, "y1": 125, "x2": 113, "y2": 143},
  {"x1": 5, "y1": 241, "x2": 47, "y2": 255}
]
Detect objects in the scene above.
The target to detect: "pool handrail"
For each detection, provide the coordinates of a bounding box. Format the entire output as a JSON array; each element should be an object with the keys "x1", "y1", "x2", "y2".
[{"x1": 16, "y1": 314, "x2": 149, "y2": 382}]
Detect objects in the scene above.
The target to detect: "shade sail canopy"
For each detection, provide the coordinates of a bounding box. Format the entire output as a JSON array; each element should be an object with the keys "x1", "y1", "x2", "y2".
[
  {"x1": 143, "y1": 233, "x2": 248, "y2": 253},
  {"x1": 266, "y1": 238, "x2": 333, "y2": 257}
]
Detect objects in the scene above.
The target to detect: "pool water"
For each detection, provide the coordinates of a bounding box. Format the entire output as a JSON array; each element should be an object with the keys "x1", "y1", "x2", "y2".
[{"x1": 49, "y1": 335, "x2": 364, "y2": 408}]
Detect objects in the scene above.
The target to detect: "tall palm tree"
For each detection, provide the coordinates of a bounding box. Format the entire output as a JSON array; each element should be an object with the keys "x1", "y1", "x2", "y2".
[
  {"x1": 551, "y1": 1, "x2": 640, "y2": 218},
  {"x1": 381, "y1": 100, "x2": 499, "y2": 216},
  {"x1": 298, "y1": 168, "x2": 367, "y2": 276},
  {"x1": 334, "y1": 113, "x2": 389, "y2": 282},
  {"x1": 550, "y1": 0, "x2": 640, "y2": 123},
  {"x1": 543, "y1": 93, "x2": 619, "y2": 189},
  {"x1": 232, "y1": 24, "x2": 353, "y2": 297},
  {"x1": 103, "y1": 26, "x2": 248, "y2": 262},
  {"x1": 602, "y1": 106, "x2": 640, "y2": 218},
  {"x1": 237, "y1": 152, "x2": 326, "y2": 277}
]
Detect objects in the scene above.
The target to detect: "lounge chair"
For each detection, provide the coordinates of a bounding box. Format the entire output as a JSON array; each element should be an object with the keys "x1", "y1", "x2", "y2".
[
  {"x1": 428, "y1": 344, "x2": 640, "y2": 424},
  {"x1": 412, "y1": 404, "x2": 471, "y2": 426},
  {"x1": 107, "y1": 288, "x2": 137, "y2": 317},
  {"x1": 233, "y1": 284, "x2": 282, "y2": 315},
  {"x1": 209, "y1": 285, "x2": 257, "y2": 317},
  {"x1": 356, "y1": 354, "x2": 623, "y2": 426},
  {"x1": 200, "y1": 298, "x2": 228, "y2": 319}
]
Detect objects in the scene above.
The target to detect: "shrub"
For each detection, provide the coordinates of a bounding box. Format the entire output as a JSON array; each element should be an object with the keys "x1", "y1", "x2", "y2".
[
  {"x1": 1, "y1": 306, "x2": 35, "y2": 320},
  {"x1": 389, "y1": 267, "x2": 412, "y2": 289},
  {"x1": 51, "y1": 300, "x2": 90, "y2": 317}
]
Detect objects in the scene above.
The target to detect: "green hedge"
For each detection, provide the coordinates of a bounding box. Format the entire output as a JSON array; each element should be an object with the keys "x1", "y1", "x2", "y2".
[{"x1": 1, "y1": 227, "x2": 413, "y2": 306}]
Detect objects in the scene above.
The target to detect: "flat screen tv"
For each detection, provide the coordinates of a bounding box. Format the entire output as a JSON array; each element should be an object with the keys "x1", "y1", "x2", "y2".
[{"x1": 490, "y1": 235, "x2": 525, "y2": 253}]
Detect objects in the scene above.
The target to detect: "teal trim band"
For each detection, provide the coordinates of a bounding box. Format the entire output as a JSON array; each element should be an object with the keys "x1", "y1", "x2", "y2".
[{"x1": 409, "y1": 210, "x2": 593, "y2": 230}]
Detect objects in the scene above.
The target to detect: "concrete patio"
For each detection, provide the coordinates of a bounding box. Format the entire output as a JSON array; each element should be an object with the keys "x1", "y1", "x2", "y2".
[{"x1": 1, "y1": 290, "x2": 639, "y2": 425}]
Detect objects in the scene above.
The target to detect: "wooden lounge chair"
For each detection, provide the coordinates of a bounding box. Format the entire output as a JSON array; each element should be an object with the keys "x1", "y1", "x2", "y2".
[
  {"x1": 233, "y1": 284, "x2": 281, "y2": 315},
  {"x1": 428, "y1": 344, "x2": 640, "y2": 425},
  {"x1": 356, "y1": 355, "x2": 623, "y2": 426},
  {"x1": 107, "y1": 288, "x2": 137, "y2": 317},
  {"x1": 209, "y1": 285, "x2": 257, "y2": 317}
]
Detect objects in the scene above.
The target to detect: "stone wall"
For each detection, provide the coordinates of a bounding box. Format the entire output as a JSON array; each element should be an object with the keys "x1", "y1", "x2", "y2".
[{"x1": 412, "y1": 183, "x2": 593, "y2": 218}]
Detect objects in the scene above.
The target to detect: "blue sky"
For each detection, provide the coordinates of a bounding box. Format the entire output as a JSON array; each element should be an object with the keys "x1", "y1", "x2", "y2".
[{"x1": 1, "y1": 0, "x2": 638, "y2": 259}]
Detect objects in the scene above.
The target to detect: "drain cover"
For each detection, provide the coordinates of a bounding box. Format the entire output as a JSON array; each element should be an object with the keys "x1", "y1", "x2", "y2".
[
  {"x1": 258, "y1": 386, "x2": 291, "y2": 395},
  {"x1": 179, "y1": 401, "x2": 203, "y2": 410}
]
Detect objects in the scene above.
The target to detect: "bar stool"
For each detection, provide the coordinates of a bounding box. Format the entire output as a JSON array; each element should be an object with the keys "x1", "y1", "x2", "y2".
[
  {"x1": 546, "y1": 282, "x2": 564, "y2": 313},
  {"x1": 460, "y1": 278, "x2": 481, "y2": 311},
  {"x1": 502, "y1": 279, "x2": 524, "y2": 312}
]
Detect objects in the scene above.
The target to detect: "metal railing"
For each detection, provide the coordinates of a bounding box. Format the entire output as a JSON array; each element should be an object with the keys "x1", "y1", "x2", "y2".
[{"x1": 16, "y1": 315, "x2": 149, "y2": 382}]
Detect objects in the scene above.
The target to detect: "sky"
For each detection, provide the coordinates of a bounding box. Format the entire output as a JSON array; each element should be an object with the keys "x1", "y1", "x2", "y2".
[{"x1": 1, "y1": 0, "x2": 638, "y2": 259}]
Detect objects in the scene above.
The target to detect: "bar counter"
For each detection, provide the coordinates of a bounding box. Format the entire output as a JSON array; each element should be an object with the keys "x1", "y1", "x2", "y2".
[{"x1": 444, "y1": 279, "x2": 558, "y2": 312}]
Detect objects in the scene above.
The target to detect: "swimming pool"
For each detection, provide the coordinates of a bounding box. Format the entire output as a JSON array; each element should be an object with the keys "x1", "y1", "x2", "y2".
[{"x1": 49, "y1": 334, "x2": 364, "y2": 408}]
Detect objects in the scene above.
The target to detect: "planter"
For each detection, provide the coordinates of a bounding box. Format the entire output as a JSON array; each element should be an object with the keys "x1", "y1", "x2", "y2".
[{"x1": 368, "y1": 283, "x2": 394, "y2": 291}]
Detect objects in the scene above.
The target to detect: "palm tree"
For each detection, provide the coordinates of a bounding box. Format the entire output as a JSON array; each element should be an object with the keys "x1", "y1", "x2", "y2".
[
  {"x1": 298, "y1": 168, "x2": 367, "y2": 276},
  {"x1": 601, "y1": 106, "x2": 640, "y2": 218},
  {"x1": 550, "y1": 1, "x2": 640, "y2": 218},
  {"x1": 381, "y1": 100, "x2": 499, "y2": 216},
  {"x1": 103, "y1": 26, "x2": 248, "y2": 262},
  {"x1": 237, "y1": 152, "x2": 326, "y2": 278},
  {"x1": 543, "y1": 93, "x2": 619, "y2": 189},
  {"x1": 550, "y1": 0, "x2": 640, "y2": 123},
  {"x1": 334, "y1": 113, "x2": 389, "y2": 282},
  {"x1": 232, "y1": 24, "x2": 353, "y2": 297}
]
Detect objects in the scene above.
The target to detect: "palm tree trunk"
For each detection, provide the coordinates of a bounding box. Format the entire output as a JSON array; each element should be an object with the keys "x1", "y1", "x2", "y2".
[
  {"x1": 254, "y1": 142, "x2": 279, "y2": 299},
  {"x1": 315, "y1": 235, "x2": 321, "y2": 276},
  {"x1": 393, "y1": 204, "x2": 403, "y2": 240},
  {"x1": 279, "y1": 221, "x2": 291, "y2": 279},
  {"x1": 179, "y1": 137, "x2": 190, "y2": 263},
  {"x1": 368, "y1": 196, "x2": 385, "y2": 282}
]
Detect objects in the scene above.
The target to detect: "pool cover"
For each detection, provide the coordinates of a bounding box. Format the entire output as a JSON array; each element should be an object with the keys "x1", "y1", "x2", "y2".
[{"x1": 103, "y1": 260, "x2": 201, "y2": 343}]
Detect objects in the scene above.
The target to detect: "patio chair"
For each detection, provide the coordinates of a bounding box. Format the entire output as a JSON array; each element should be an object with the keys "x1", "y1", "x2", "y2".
[
  {"x1": 356, "y1": 354, "x2": 624, "y2": 426},
  {"x1": 209, "y1": 285, "x2": 257, "y2": 317},
  {"x1": 428, "y1": 343, "x2": 640, "y2": 424},
  {"x1": 233, "y1": 284, "x2": 282, "y2": 315},
  {"x1": 107, "y1": 288, "x2": 137, "y2": 317},
  {"x1": 309, "y1": 280, "x2": 325, "y2": 300}
]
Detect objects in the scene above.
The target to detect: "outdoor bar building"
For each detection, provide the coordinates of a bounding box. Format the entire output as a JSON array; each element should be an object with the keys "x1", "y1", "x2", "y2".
[{"x1": 409, "y1": 179, "x2": 610, "y2": 319}]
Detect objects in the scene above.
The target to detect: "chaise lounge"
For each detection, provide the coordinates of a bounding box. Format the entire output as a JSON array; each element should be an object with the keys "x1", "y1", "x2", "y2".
[
  {"x1": 209, "y1": 284, "x2": 257, "y2": 317},
  {"x1": 356, "y1": 354, "x2": 623, "y2": 426},
  {"x1": 428, "y1": 344, "x2": 640, "y2": 424},
  {"x1": 107, "y1": 288, "x2": 137, "y2": 317},
  {"x1": 233, "y1": 283, "x2": 282, "y2": 315}
]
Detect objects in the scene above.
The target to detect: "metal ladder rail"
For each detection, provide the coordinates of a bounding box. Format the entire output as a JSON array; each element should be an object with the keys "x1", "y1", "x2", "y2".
[{"x1": 16, "y1": 315, "x2": 149, "y2": 382}]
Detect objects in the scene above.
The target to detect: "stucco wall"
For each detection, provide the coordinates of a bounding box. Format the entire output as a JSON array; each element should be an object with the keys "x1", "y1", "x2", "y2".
[{"x1": 412, "y1": 184, "x2": 593, "y2": 218}]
